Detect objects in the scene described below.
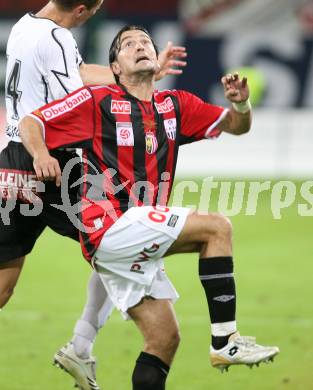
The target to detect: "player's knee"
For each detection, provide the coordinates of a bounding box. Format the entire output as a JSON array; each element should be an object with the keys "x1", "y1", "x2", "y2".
[
  {"x1": 151, "y1": 327, "x2": 180, "y2": 357},
  {"x1": 166, "y1": 327, "x2": 181, "y2": 354},
  {"x1": 206, "y1": 213, "x2": 232, "y2": 240}
]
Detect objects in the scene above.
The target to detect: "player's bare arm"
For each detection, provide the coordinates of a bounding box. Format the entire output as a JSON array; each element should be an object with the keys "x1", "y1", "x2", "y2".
[
  {"x1": 218, "y1": 72, "x2": 252, "y2": 135},
  {"x1": 79, "y1": 41, "x2": 187, "y2": 85},
  {"x1": 79, "y1": 63, "x2": 115, "y2": 84},
  {"x1": 19, "y1": 116, "x2": 62, "y2": 187}
]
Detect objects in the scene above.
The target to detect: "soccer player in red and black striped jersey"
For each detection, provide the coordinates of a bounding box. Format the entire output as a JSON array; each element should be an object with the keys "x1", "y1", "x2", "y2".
[{"x1": 20, "y1": 25, "x2": 279, "y2": 389}]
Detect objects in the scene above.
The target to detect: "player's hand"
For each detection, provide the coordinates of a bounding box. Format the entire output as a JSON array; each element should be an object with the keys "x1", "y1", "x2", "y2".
[
  {"x1": 155, "y1": 41, "x2": 187, "y2": 81},
  {"x1": 222, "y1": 72, "x2": 250, "y2": 103},
  {"x1": 33, "y1": 152, "x2": 62, "y2": 187}
]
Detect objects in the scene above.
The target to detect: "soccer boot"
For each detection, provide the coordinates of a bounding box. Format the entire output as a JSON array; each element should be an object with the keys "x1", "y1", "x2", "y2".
[
  {"x1": 210, "y1": 332, "x2": 279, "y2": 373},
  {"x1": 53, "y1": 343, "x2": 100, "y2": 390}
]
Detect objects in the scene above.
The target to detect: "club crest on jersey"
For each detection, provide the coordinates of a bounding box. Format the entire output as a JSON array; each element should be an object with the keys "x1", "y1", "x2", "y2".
[
  {"x1": 145, "y1": 132, "x2": 158, "y2": 154},
  {"x1": 164, "y1": 118, "x2": 176, "y2": 140},
  {"x1": 111, "y1": 100, "x2": 131, "y2": 114},
  {"x1": 154, "y1": 97, "x2": 174, "y2": 114},
  {"x1": 116, "y1": 122, "x2": 134, "y2": 146}
]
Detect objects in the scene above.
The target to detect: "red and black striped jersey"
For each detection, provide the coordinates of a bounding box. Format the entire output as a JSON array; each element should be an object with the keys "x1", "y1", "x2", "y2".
[{"x1": 30, "y1": 84, "x2": 228, "y2": 261}]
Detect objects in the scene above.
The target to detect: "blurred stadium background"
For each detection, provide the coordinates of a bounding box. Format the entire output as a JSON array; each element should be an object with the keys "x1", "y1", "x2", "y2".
[{"x1": 0, "y1": 1, "x2": 312, "y2": 389}]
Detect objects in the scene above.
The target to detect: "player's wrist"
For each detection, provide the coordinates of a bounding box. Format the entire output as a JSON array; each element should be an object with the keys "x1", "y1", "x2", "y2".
[
  {"x1": 232, "y1": 99, "x2": 251, "y2": 114},
  {"x1": 33, "y1": 147, "x2": 50, "y2": 160}
]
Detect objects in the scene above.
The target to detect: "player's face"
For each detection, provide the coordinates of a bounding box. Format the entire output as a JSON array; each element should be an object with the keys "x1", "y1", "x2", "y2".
[
  {"x1": 113, "y1": 30, "x2": 158, "y2": 79},
  {"x1": 74, "y1": 0, "x2": 103, "y2": 27}
]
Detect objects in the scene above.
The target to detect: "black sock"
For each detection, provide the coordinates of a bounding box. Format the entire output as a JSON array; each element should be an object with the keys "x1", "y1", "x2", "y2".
[
  {"x1": 199, "y1": 257, "x2": 236, "y2": 349},
  {"x1": 211, "y1": 333, "x2": 236, "y2": 350},
  {"x1": 132, "y1": 352, "x2": 170, "y2": 390}
]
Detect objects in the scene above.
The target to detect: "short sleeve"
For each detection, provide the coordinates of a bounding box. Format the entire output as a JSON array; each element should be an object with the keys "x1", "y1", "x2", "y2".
[
  {"x1": 30, "y1": 86, "x2": 94, "y2": 150},
  {"x1": 39, "y1": 27, "x2": 83, "y2": 100},
  {"x1": 176, "y1": 90, "x2": 228, "y2": 145}
]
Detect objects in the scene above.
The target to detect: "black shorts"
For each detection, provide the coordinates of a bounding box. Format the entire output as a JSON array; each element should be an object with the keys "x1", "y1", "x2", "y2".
[{"x1": 0, "y1": 141, "x2": 81, "y2": 263}]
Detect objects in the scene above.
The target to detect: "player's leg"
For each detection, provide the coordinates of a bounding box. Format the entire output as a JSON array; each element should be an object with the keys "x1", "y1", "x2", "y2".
[
  {"x1": 54, "y1": 272, "x2": 113, "y2": 390},
  {"x1": 167, "y1": 211, "x2": 279, "y2": 371},
  {"x1": 128, "y1": 298, "x2": 180, "y2": 390},
  {"x1": 168, "y1": 211, "x2": 235, "y2": 344},
  {"x1": 0, "y1": 211, "x2": 45, "y2": 308},
  {"x1": 71, "y1": 271, "x2": 114, "y2": 359},
  {"x1": 48, "y1": 151, "x2": 113, "y2": 390},
  {"x1": 0, "y1": 141, "x2": 46, "y2": 307},
  {"x1": 93, "y1": 206, "x2": 183, "y2": 388},
  {"x1": 0, "y1": 257, "x2": 25, "y2": 307}
]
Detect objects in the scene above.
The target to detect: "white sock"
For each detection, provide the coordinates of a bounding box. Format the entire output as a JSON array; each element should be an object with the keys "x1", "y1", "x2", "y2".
[
  {"x1": 211, "y1": 321, "x2": 237, "y2": 337},
  {"x1": 72, "y1": 271, "x2": 114, "y2": 358}
]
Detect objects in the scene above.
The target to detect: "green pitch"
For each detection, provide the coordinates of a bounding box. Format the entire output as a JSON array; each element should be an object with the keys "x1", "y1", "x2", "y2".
[{"x1": 0, "y1": 179, "x2": 312, "y2": 390}]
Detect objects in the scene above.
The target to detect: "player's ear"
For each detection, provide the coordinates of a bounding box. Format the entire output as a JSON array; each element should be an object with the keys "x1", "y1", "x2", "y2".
[
  {"x1": 75, "y1": 4, "x2": 87, "y2": 17},
  {"x1": 111, "y1": 62, "x2": 121, "y2": 78}
]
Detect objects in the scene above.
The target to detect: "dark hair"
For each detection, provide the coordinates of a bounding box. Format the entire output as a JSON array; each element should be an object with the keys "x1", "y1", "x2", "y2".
[
  {"x1": 109, "y1": 25, "x2": 159, "y2": 83},
  {"x1": 52, "y1": 0, "x2": 99, "y2": 11}
]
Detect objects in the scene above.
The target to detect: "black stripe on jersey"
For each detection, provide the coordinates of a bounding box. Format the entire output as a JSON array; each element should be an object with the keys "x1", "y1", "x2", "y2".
[
  {"x1": 169, "y1": 94, "x2": 181, "y2": 179},
  {"x1": 132, "y1": 100, "x2": 148, "y2": 205},
  {"x1": 100, "y1": 95, "x2": 129, "y2": 212},
  {"x1": 51, "y1": 28, "x2": 70, "y2": 94},
  {"x1": 80, "y1": 225, "x2": 97, "y2": 260},
  {"x1": 41, "y1": 76, "x2": 49, "y2": 104},
  {"x1": 79, "y1": 151, "x2": 99, "y2": 260},
  {"x1": 154, "y1": 97, "x2": 169, "y2": 203}
]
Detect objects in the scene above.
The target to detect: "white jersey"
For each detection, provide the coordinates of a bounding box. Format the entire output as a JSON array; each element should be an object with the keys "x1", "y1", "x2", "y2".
[{"x1": 5, "y1": 13, "x2": 83, "y2": 142}]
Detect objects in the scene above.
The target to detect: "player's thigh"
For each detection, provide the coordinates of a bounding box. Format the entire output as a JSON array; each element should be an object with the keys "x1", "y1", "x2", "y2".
[
  {"x1": 166, "y1": 211, "x2": 231, "y2": 255},
  {"x1": 0, "y1": 201, "x2": 46, "y2": 262}
]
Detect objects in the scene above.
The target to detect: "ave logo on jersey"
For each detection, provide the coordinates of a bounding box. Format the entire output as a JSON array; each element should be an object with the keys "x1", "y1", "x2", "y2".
[
  {"x1": 164, "y1": 118, "x2": 176, "y2": 140},
  {"x1": 154, "y1": 97, "x2": 174, "y2": 114},
  {"x1": 41, "y1": 89, "x2": 91, "y2": 121},
  {"x1": 111, "y1": 100, "x2": 131, "y2": 114},
  {"x1": 116, "y1": 122, "x2": 134, "y2": 146},
  {"x1": 145, "y1": 132, "x2": 158, "y2": 154}
]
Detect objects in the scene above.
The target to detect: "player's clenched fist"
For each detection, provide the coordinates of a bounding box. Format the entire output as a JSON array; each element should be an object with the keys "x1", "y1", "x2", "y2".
[{"x1": 33, "y1": 152, "x2": 62, "y2": 187}]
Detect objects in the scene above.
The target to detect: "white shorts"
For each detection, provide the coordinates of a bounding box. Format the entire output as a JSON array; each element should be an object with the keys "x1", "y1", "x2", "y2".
[{"x1": 93, "y1": 206, "x2": 190, "y2": 318}]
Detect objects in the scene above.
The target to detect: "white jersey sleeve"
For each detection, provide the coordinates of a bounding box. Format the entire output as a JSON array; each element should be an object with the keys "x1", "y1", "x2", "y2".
[
  {"x1": 5, "y1": 13, "x2": 84, "y2": 142},
  {"x1": 39, "y1": 27, "x2": 83, "y2": 101}
]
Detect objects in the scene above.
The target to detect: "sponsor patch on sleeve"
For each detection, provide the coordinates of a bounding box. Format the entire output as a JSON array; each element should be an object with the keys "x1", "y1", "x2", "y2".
[{"x1": 41, "y1": 89, "x2": 92, "y2": 121}]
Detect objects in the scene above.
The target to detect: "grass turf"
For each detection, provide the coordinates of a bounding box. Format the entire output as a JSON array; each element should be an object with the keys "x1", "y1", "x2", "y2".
[{"x1": 0, "y1": 179, "x2": 312, "y2": 389}]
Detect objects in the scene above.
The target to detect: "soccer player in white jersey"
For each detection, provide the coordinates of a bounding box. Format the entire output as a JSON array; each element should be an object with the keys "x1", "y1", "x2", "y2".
[{"x1": 0, "y1": 2, "x2": 187, "y2": 389}]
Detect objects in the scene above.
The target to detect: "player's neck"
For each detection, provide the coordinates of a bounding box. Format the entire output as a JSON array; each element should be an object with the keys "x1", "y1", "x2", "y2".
[
  {"x1": 121, "y1": 76, "x2": 154, "y2": 101},
  {"x1": 36, "y1": 3, "x2": 74, "y2": 29}
]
